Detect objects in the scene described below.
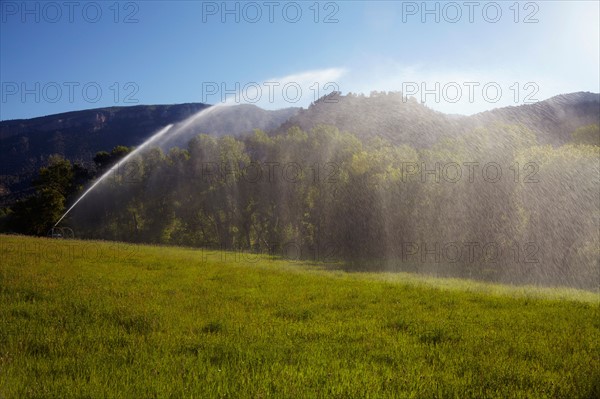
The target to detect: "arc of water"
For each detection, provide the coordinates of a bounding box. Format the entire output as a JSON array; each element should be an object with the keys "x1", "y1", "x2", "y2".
[
  {"x1": 54, "y1": 124, "x2": 174, "y2": 227},
  {"x1": 53, "y1": 99, "x2": 236, "y2": 228}
]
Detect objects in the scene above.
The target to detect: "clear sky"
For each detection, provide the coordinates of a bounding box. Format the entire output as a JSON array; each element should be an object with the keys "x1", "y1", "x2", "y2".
[{"x1": 1, "y1": 1, "x2": 598, "y2": 120}]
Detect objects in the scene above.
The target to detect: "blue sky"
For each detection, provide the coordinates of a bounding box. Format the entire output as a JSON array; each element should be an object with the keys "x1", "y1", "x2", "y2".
[{"x1": 1, "y1": 1, "x2": 598, "y2": 120}]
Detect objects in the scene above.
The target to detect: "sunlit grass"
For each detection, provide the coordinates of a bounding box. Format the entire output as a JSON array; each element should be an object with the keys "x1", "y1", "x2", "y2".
[{"x1": 1, "y1": 234, "x2": 599, "y2": 398}]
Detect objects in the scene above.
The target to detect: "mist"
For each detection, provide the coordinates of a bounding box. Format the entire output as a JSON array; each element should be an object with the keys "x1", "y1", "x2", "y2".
[{"x1": 51, "y1": 91, "x2": 600, "y2": 291}]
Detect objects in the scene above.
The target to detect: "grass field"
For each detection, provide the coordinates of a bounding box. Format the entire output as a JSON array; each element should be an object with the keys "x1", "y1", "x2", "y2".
[{"x1": 1, "y1": 235, "x2": 599, "y2": 398}]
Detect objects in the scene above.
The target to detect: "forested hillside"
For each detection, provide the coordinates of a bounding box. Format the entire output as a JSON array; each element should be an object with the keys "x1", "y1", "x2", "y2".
[{"x1": 5, "y1": 121, "x2": 598, "y2": 289}]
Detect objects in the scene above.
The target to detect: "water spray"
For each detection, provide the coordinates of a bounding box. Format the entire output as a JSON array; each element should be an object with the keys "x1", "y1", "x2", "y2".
[
  {"x1": 48, "y1": 71, "x2": 342, "y2": 229},
  {"x1": 53, "y1": 124, "x2": 174, "y2": 227},
  {"x1": 52, "y1": 89, "x2": 240, "y2": 228}
]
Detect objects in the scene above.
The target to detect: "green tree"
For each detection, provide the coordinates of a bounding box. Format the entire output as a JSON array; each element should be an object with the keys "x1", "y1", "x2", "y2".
[
  {"x1": 571, "y1": 124, "x2": 600, "y2": 146},
  {"x1": 93, "y1": 146, "x2": 134, "y2": 174},
  {"x1": 10, "y1": 155, "x2": 74, "y2": 235}
]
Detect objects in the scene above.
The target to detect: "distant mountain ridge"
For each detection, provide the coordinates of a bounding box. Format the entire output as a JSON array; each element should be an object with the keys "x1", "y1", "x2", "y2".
[
  {"x1": 279, "y1": 91, "x2": 599, "y2": 146},
  {"x1": 0, "y1": 103, "x2": 300, "y2": 203},
  {"x1": 1, "y1": 92, "x2": 598, "y2": 205},
  {"x1": 473, "y1": 92, "x2": 600, "y2": 144}
]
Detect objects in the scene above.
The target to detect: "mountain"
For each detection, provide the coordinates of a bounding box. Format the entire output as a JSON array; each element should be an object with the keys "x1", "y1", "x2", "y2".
[
  {"x1": 276, "y1": 91, "x2": 471, "y2": 147},
  {"x1": 1, "y1": 92, "x2": 598, "y2": 205},
  {"x1": 0, "y1": 103, "x2": 300, "y2": 204},
  {"x1": 473, "y1": 92, "x2": 600, "y2": 145},
  {"x1": 277, "y1": 91, "x2": 599, "y2": 146}
]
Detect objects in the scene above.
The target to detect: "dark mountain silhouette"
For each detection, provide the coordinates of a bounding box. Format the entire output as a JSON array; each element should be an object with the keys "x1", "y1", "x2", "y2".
[{"x1": 0, "y1": 103, "x2": 299, "y2": 204}]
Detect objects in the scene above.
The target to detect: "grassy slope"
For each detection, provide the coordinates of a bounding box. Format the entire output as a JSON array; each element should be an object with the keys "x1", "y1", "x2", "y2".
[{"x1": 0, "y1": 235, "x2": 598, "y2": 398}]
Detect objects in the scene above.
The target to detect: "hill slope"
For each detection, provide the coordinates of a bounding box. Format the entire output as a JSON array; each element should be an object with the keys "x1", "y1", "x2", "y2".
[
  {"x1": 0, "y1": 104, "x2": 299, "y2": 202},
  {"x1": 279, "y1": 91, "x2": 599, "y2": 146},
  {"x1": 1, "y1": 235, "x2": 598, "y2": 398},
  {"x1": 473, "y1": 91, "x2": 600, "y2": 145},
  {"x1": 1, "y1": 92, "x2": 598, "y2": 204}
]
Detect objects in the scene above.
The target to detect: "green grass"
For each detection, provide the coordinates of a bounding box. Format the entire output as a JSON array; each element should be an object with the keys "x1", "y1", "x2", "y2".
[{"x1": 0, "y1": 234, "x2": 599, "y2": 398}]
